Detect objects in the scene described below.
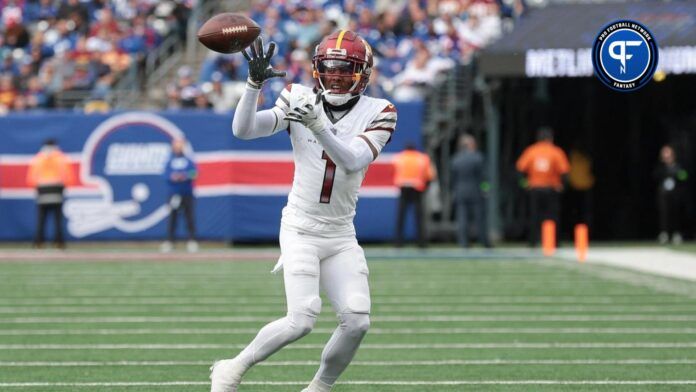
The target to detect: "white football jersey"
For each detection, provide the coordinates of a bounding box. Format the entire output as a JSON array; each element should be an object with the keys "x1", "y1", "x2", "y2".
[{"x1": 269, "y1": 84, "x2": 397, "y2": 236}]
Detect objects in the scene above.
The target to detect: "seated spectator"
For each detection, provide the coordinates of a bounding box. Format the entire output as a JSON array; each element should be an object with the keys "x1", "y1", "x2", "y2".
[
  {"x1": 89, "y1": 8, "x2": 122, "y2": 38},
  {"x1": 119, "y1": 15, "x2": 158, "y2": 56},
  {"x1": 0, "y1": 52, "x2": 18, "y2": 75},
  {"x1": 57, "y1": 0, "x2": 89, "y2": 34},
  {"x1": 165, "y1": 83, "x2": 182, "y2": 110},
  {"x1": 64, "y1": 61, "x2": 96, "y2": 91},
  {"x1": 98, "y1": 36, "x2": 131, "y2": 74},
  {"x1": 44, "y1": 19, "x2": 79, "y2": 58},
  {"x1": 2, "y1": 0, "x2": 23, "y2": 27},
  {"x1": 0, "y1": 73, "x2": 17, "y2": 106},
  {"x1": 177, "y1": 66, "x2": 199, "y2": 108},
  {"x1": 12, "y1": 92, "x2": 27, "y2": 111},
  {"x1": 289, "y1": 5, "x2": 321, "y2": 49},
  {"x1": 24, "y1": 0, "x2": 58, "y2": 22},
  {"x1": 24, "y1": 76, "x2": 49, "y2": 109},
  {"x1": 16, "y1": 59, "x2": 33, "y2": 90},
  {"x1": 3, "y1": 13, "x2": 29, "y2": 48},
  {"x1": 202, "y1": 71, "x2": 245, "y2": 113},
  {"x1": 392, "y1": 46, "x2": 454, "y2": 101},
  {"x1": 86, "y1": 27, "x2": 113, "y2": 53},
  {"x1": 365, "y1": 67, "x2": 390, "y2": 99},
  {"x1": 194, "y1": 93, "x2": 212, "y2": 109}
]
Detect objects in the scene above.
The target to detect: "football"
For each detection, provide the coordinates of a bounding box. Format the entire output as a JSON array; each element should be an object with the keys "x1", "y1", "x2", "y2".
[{"x1": 197, "y1": 13, "x2": 261, "y2": 54}]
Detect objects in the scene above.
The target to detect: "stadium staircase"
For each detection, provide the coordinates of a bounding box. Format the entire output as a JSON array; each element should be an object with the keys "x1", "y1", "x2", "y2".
[{"x1": 421, "y1": 65, "x2": 475, "y2": 241}]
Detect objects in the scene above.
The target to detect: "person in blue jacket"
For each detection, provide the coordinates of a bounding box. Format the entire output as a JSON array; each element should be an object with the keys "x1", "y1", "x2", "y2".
[{"x1": 161, "y1": 138, "x2": 198, "y2": 253}]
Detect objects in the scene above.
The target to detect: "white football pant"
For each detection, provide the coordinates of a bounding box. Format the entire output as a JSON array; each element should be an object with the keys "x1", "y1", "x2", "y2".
[{"x1": 234, "y1": 226, "x2": 371, "y2": 387}]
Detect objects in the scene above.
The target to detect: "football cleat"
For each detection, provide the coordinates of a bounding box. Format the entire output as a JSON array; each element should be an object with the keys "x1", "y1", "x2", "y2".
[
  {"x1": 187, "y1": 240, "x2": 199, "y2": 253},
  {"x1": 160, "y1": 241, "x2": 173, "y2": 253},
  {"x1": 210, "y1": 359, "x2": 244, "y2": 392}
]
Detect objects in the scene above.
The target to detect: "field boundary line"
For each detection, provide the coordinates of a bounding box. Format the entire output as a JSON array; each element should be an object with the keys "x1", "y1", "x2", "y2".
[
  {"x1": 551, "y1": 251, "x2": 696, "y2": 298},
  {"x1": 2, "y1": 327, "x2": 696, "y2": 336},
  {"x1": 2, "y1": 380, "x2": 696, "y2": 387},
  {"x1": 1, "y1": 359, "x2": 696, "y2": 367},
  {"x1": 4, "y1": 315, "x2": 696, "y2": 323},
  {"x1": 0, "y1": 342, "x2": 695, "y2": 350}
]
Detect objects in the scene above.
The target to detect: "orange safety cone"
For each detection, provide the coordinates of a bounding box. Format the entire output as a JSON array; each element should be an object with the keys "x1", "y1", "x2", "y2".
[
  {"x1": 541, "y1": 220, "x2": 556, "y2": 257},
  {"x1": 575, "y1": 224, "x2": 589, "y2": 262}
]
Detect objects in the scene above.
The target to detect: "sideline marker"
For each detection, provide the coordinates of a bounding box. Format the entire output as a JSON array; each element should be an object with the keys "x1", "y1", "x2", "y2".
[
  {"x1": 575, "y1": 224, "x2": 589, "y2": 262},
  {"x1": 542, "y1": 220, "x2": 556, "y2": 257}
]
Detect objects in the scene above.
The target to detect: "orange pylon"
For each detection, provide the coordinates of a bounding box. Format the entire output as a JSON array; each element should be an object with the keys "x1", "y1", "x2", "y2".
[
  {"x1": 575, "y1": 224, "x2": 589, "y2": 262},
  {"x1": 542, "y1": 220, "x2": 556, "y2": 257}
]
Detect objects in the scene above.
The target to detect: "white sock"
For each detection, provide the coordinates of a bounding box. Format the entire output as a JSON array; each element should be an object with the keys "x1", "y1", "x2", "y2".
[
  {"x1": 226, "y1": 357, "x2": 249, "y2": 382},
  {"x1": 307, "y1": 378, "x2": 332, "y2": 392}
]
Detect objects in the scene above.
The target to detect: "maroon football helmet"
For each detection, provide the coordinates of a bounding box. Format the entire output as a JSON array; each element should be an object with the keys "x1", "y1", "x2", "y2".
[{"x1": 312, "y1": 30, "x2": 373, "y2": 104}]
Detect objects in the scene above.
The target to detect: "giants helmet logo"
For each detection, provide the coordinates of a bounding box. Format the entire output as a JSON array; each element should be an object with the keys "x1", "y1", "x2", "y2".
[{"x1": 64, "y1": 113, "x2": 188, "y2": 237}]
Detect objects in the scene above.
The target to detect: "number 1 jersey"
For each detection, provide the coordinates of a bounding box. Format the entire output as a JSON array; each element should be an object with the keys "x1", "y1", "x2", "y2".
[{"x1": 269, "y1": 84, "x2": 397, "y2": 236}]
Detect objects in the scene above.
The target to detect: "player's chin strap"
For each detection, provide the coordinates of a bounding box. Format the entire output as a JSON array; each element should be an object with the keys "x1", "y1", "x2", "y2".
[{"x1": 321, "y1": 92, "x2": 360, "y2": 111}]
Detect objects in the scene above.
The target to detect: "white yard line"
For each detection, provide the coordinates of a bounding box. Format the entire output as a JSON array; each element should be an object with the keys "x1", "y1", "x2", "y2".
[
  {"x1": 1, "y1": 327, "x2": 696, "y2": 336},
  {"x1": 1, "y1": 380, "x2": 696, "y2": 387},
  {"x1": 2, "y1": 315, "x2": 696, "y2": 323},
  {"x1": 0, "y1": 295, "x2": 683, "y2": 306},
  {"x1": 1, "y1": 359, "x2": 696, "y2": 367},
  {"x1": 1, "y1": 304, "x2": 694, "y2": 314},
  {"x1": 0, "y1": 342, "x2": 694, "y2": 350}
]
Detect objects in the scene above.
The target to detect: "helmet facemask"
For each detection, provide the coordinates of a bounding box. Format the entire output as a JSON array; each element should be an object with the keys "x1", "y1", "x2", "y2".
[{"x1": 314, "y1": 58, "x2": 369, "y2": 106}]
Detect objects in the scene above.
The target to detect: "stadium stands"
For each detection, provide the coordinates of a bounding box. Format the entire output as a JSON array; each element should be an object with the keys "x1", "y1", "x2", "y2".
[
  {"x1": 0, "y1": 0, "x2": 191, "y2": 112},
  {"x1": 173, "y1": 0, "x2": 509, "y2": 110}
]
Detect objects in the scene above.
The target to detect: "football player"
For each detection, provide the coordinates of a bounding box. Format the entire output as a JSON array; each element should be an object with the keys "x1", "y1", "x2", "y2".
[{"x1": 210, "y1": 30, "x2": 397, "y2": 392}]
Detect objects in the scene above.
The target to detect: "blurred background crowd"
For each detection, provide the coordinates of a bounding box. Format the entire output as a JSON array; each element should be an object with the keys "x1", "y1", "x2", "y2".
[
  {"x1": 0, "y1": 0, "x2": 526, "y2": 113},
  {"x1": 0, "y1": 0, "x2": 191, "y2": 113},
  {"x1": 187, "y1": 0, "x2": 521, "y2": 111}
]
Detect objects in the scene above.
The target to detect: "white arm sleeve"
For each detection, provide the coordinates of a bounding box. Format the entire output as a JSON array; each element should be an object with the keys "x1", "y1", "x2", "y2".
[
  {"x1": 314, "y1": 101, "x2": 397, "y2": 173},
  {"x1": 313, "y1": 127, "x2": 375, "y2": 173},
  {"x1": 231, "y1": 86, "x2": 289, "y2": 140}
]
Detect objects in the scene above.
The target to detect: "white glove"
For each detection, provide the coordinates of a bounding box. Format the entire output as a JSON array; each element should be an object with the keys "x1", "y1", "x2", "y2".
[{"x1": 284, "y1": 93, "x2": 326, "y2": 133}]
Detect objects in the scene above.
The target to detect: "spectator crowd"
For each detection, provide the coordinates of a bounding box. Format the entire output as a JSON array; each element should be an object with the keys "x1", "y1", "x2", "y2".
[
  {"x1": 168, "y1": 0, "x2": 521, "y2": 111},
  {"x1": 0, "y1": 0, "x2": 523, "y2": 113},
  {"x1": 0, "y1": 0, "x2": 191, "y2": 113}
]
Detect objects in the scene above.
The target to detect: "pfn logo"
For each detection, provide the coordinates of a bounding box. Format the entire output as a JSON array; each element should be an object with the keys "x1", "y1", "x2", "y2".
[
  {"x1": 592, "y1": 20, "x2": 658, "y2": 92},
  {"x1": 608, "y1": 40, "x2": 642, "y2": 74}
]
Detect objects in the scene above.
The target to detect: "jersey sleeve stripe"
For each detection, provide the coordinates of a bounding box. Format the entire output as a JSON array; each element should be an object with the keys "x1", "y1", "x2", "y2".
[
  {"x1": 370, "y1": 118, "x2": 396, "y2": 125},
  {"x1": 358, "y1": 135, "x2": 379, "y2": 160},
  {"x1": 381, "y1": 105, "x2": 397, "y2": 113},
  {"x1": 372, "y1": 112, "x2": 397, "y2": 120},
  {"x1": 365, "y1": 127, "x2": 394, "y2": 133},
  {"x1": 369, "y1": 120, "x2": 396, "y2": 128},
  {"x1": 278, "y1": 94, "x2": 290, "y2": 107}
]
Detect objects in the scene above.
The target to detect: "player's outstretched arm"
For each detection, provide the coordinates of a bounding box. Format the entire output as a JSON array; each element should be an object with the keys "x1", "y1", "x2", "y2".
[
  {"x1": 285, "y1": 94, "x2": 381, "y2": 173},
  {"x1": 231, "y1": 37, "x2": 287, "y2": 140}
]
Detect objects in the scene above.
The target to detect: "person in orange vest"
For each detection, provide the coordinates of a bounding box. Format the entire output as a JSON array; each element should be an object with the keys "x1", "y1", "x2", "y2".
[
  {"x1": 516, "y1": 127, "x2": 570, "y2": 247},
  {"x1": 26, "y1": 139, "x2": 76, "y2": 248},
  {"x1": 393, "y1": 143, "x2": 436, "y2": 248}
]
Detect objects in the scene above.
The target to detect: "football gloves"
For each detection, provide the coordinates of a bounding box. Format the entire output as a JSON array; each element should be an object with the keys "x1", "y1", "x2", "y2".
[
  {"x1": 242, "y1": 36, "x2": 286, "y2": 89},
  {"x1": 285, "y1": 94, "x2": 326, "y2": 133}
]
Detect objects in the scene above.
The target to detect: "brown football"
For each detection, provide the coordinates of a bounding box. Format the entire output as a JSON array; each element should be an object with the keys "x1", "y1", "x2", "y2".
[{"x1": 197, "y1": 13, "x2": 261, "y2": 54}]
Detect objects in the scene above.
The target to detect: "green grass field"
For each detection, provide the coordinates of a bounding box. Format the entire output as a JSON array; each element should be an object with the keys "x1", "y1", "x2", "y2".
[{"x1": 0, "y1": 251, "x2": 695, "y2": 391}]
